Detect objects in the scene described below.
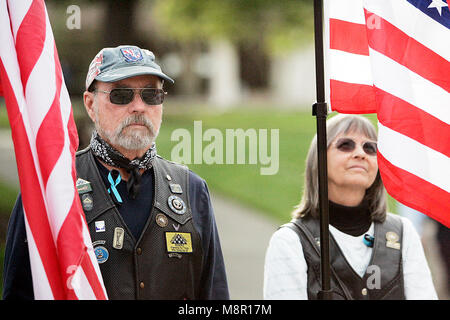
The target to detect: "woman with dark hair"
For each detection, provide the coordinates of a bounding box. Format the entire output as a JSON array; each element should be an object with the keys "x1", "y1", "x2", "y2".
[{"x1": 264, "y1": 114, "x2": 437, "y2": 300}]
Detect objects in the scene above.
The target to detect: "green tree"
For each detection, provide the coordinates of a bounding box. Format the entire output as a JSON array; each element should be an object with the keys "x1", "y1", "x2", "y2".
[{"x1": 152, "y1": 0, "x2": 314, "y2": 56}]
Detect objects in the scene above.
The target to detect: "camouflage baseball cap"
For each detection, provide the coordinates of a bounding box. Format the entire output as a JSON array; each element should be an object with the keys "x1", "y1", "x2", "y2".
[{"x1": 85, "y1": 45, "x2": 174, "y2": 90}]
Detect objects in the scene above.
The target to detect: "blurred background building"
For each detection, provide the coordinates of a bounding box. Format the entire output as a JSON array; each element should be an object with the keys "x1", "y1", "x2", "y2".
[{"x1": 49, "y1": 0, "x2": 316, "y2": 111}]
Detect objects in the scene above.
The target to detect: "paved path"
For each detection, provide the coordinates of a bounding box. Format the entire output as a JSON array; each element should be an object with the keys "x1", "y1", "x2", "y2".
[
  {"x1": 211, "y1": 194, "x2": 278, "y2": 299},
  {"x1": 0, "y1": 130, "x2": 18, "y2": 188}
]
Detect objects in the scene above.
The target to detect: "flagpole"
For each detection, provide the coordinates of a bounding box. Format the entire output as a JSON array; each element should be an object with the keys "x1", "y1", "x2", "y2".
[{"x1": 312, "y1": 0, "x2": 332, "y2": 300}]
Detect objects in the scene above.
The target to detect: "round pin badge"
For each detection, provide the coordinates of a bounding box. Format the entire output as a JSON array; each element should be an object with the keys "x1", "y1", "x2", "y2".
[
  {"x1": 156, "y1": 213, "x2": 169, "y2": 227},
  {"x1": 94, "y1": 246, "x2": 109, "y2": 264},
  {"x1": 168, "y1": 195, "x2": 186, "y2": 215}
]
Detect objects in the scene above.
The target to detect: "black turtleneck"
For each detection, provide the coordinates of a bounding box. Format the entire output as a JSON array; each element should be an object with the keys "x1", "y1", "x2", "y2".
[{"x1": 328, "y1": 200, "x2": 372, "y2": 236}]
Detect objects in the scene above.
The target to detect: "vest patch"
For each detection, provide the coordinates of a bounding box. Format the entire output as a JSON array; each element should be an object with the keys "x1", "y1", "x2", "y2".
[
  {"x1": 76, "y1": 178, "x2": 92, "y2": 194},
  {"x1": 95, "y1": 220, "x2": 106, "y2": 232},
  {"x1": 165, "y1": 232, "x2": 193, "y2": 253},
  {"x1": 94, "y1": 246, "x2": 109, "y2": 264},
  {"x1": 82, "y1": 193, "x2": 94, "y2": 211}
]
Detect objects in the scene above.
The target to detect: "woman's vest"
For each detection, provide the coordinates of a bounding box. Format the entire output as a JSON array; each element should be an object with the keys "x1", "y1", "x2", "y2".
[{"x1": 283, "y1": 214, "x2": 405, "y2": 300}]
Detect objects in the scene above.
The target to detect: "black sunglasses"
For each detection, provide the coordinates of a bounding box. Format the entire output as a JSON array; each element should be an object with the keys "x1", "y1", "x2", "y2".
[
  {"x1": 335, "y1": 138, "x2": 377, "y2": 156},
  {"x1": 95, "y1": 88, "x2": 166, "y2": 105}
]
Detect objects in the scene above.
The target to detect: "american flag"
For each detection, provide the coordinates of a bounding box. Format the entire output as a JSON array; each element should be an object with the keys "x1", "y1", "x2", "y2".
[
  {"x1": 324, "y1": 0, "x2": 450, "y2": 227},
  {"x1": 0, "y1": 0, "x2": 107, "y2": 299}
]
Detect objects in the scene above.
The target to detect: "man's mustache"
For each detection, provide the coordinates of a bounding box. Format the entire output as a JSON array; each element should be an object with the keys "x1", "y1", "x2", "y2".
[{"x1": 118, "y1": 115, "x2": 155, "y2": 135}]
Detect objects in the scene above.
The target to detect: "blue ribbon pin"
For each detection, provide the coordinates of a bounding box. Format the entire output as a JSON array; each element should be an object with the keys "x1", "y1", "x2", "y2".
[
  {"x1": 107, "y1": 170, "x2": 123, "y2": 203},
  {"x1": 363, "y1": 234, "x2": 374, "y2": 248}
]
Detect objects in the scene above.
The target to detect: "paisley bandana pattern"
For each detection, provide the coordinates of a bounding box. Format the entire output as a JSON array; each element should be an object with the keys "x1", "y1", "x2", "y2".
[{"x1": 90, "y1": 130, "x2": 156, "y2": 199}]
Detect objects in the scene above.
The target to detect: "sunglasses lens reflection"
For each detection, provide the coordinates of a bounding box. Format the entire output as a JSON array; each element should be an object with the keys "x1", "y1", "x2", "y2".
[
  {"x1": 336, "y1": 139, "x2": 355, "y2": 152},
  {"x1": 141, "y1": 89, "x2": 164, "y2": 105},
  {"x1": 336, "y1": 138, "x2": 377, "y2": 156},
  {"x1": 110, "y1": 89, "x2": 134, "y2": 105},
  {"x1": 363, "y1": 142, "x2": 377, "y2": 155},
  {"x1": 109, "y1": 88, "x2": 165, "y2": 105}
]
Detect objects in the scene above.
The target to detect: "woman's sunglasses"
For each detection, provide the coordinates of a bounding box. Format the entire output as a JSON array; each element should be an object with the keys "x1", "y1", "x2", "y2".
[
  {"x1": 334, "y1": 138, "x2": 377, "y2": 156},
  {"x1": 95, "y1": 88, "x2": 166, "y2": 105}
]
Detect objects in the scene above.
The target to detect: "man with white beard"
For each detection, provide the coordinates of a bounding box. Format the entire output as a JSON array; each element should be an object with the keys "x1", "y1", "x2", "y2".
[{"x1": 3, "y1": 45, "x2": 229, "y2": 300}]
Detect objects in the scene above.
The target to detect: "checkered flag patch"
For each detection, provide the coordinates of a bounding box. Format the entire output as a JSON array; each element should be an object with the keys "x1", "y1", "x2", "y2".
[{"x1": 171, "y1": 234, "x2": 187, "y2": 245}]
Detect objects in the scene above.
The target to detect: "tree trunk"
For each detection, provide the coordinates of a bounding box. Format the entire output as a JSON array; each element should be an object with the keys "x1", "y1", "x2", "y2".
[
  {"x1": 208, "y1": 39, "x2": 241, "y2": 109},
  {"x1": 103, "y1": 0, "x2": 139, "y2": 47},
  {"x1": 177, "y1": 42, "x2": 202, "y2": 96}
]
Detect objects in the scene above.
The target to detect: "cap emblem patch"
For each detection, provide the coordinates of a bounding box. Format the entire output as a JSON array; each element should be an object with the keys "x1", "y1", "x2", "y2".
[{"x1": 120, "y1": 47, "x2": 143, "y2": 62}]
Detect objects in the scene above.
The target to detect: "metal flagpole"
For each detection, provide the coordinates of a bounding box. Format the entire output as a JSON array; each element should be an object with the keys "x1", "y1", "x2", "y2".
[{"x1": 312, "y1": 0, "x2": 332, "y2": 300}]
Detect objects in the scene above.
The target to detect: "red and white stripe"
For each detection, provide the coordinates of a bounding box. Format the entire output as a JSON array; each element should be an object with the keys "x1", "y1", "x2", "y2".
[
  {"x1": 325, "y1": 0, "x2": 450, "y2": 227},
  {"x1": 0, "y1": 0, "x2": 107, "y2": 299}
]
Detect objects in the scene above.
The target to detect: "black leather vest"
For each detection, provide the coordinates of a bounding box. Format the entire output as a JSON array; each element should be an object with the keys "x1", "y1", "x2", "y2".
[
  {"x1": 283, "y1": 214, "x2": 405, "y2": 300},
  {"x1": 75, "y1": 148, "x2": 203, "y2": 300}
]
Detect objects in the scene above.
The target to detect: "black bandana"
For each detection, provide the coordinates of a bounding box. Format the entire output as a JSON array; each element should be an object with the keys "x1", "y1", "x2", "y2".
[{"x1": 90, "y1": 130, "x2": 156, "y2": 199}]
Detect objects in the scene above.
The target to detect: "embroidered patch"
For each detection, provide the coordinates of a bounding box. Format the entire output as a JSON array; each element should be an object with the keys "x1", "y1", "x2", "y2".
[
  {"x1": 86, "y1": 51, "x2": 103, "y2": 89},
  {"x1": 165, "y1": 232, "x2": 193, "y2": 253},
  {"x1": 76, "y1": 178, "x2": 92, "y2": 194},
  {"x1": 81, "y1": 194, "x2": 94, "y2": 211},
  {"x1": 120, "y1": 47, "x2": 143, "y2": 62}
]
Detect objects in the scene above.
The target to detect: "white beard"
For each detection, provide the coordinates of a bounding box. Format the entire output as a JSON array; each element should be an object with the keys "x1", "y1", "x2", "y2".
[{"x1": 95, "y1": 113, "x2": 159, "y2": 151}]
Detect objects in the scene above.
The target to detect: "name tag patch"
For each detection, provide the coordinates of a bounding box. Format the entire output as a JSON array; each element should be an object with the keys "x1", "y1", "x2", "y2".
[{"x1": 165, "y1": 232, "x2": 193, "y2": 253}]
